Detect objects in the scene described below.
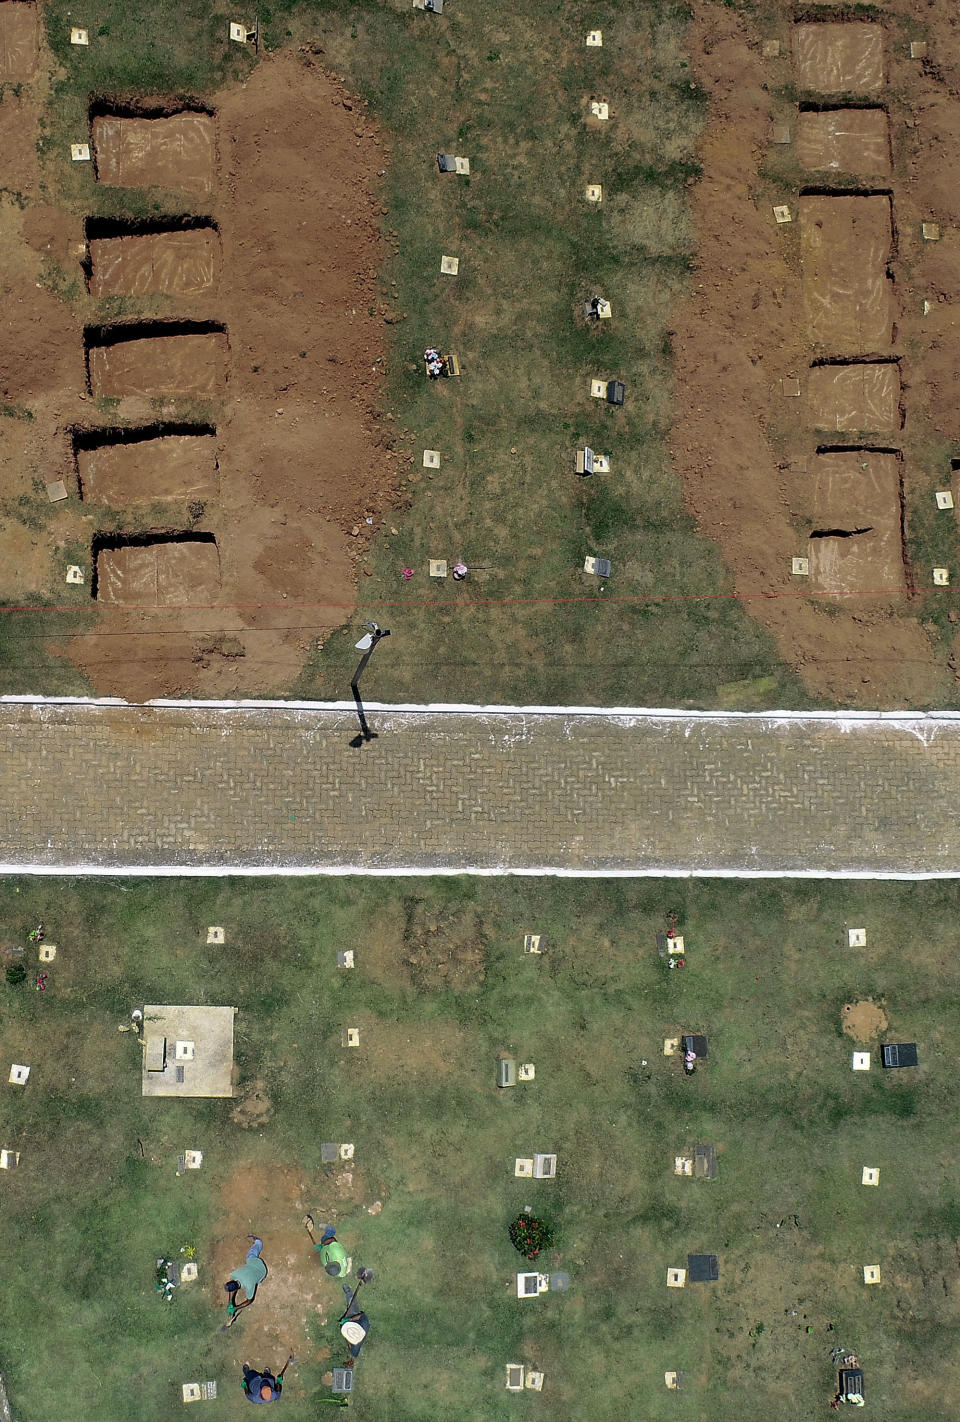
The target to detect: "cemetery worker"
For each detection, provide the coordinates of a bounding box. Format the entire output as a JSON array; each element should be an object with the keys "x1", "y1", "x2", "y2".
[
  {"x1": 315, "y1": 1227, "x2": 349, "y2": 1278},
  {"x1": 340, "y1": 1313, "x2": 370, "y2": 1359},
  {"x1": 241, "y1": 1357, "x2": 293, "y2": 1404},
  {"x1": 226, "y1": 1236, "x2": 268, "y2": 1319}
]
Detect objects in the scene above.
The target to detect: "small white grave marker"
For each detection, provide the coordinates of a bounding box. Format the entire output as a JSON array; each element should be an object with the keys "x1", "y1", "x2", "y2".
[
  {"x1": 848, "y1": 927, "x2": 866, "y2": 947},
  {"x1": 9, "y1": 1065, "x2": 30, "y2": 1086},
  {"x1": 595, "y1": 298, "x2": 612, "y2": 319},
  {"x1": 590, "y1": 378, "x2": 607, "y2": 399},
  {"x1": 338, "y1": 950, "x2": 355, "y2": 968},
  {"x1": 454, "y1": 157, "x2": 470, "y2": 175},
  {"x1": 585, "y1": 184, "x2": 603, "y2": 203},
  {"x1": 922, "y1": 222, "x2": 941, "y2": 242},
  {"x1": 669, "y1": 935, "x2": 685, "y2": 955},
  {"x1": 184, "y1": 1150, "x2": 202, "y2": 1169},
  {"x1": 852, "y1": 1052, "x2": 870, "y2": 1072},
  {"x1": 861, "y1": 1167, "x2": 879, "y2": 1187},
  {"x1": 667, "y1": 1267, "x2": 686, "y2": 1288},
  {"x1": 70, "y1": 144, "x2": 91, "y2": 163},
  {"x1": 46, "y1": 481, "x2": 68, "y2": 503},
  {"x1": 589, "y1": 101, "x2": 609, "y2": 121},
  {"x1": 674, "y1": 1155, "x2": 694, "y2": 1176},
  {"x1": 429, "y1": 559, "x2": 448, "y2": 578},
  {"x1": 344, "y1": 1028, "x2": 360, "y2": 1048},
  {"x1": 525, "y1": 1372, "x2": 544, "y2": 1392},
  {"x1": 183, "y1": 1384, "x2": 202, "y2": 1403},
  {"x1": 70, "y1": 27, "x2": 89, "y2": 45},
  {"x1": 440, "y1": 255, "x2": 459, "y2": 275},
  {"x1": 175, "y1": 1041, "x2": 195, "y2": 1061},
  {"x1": 0, "y1": 1150, "x2": 20, "y2": 1170},
  {"x1": 423, "y1": 450, "x2": 441, "y2": 468},
  {"x1": 506, "y1": 1365, "x2": 524, "y2": 1391},
  {"x1": 533, "y1": 1153, "x2": 556, "y2": 1178},
  {"x1": 230, "y1": 21, "x2": 254, "y2": 42},
  {"x1": 910, "y1": 40, "x2": 927, "y2": 59},
  {"x1": 206, "y1": 926, "x2": 225, "y2": 945},
  {"x1": 39, "y1": 945, "x2": 56, "y2": 963},
  {"x1": 181, "y1": 1261, "x2": 199, "y2": 1282},
  {"x1": 339, "y1": 1143, "x2": 355, "y2": 1160},
  {"x1": 523, "y1": 934, "x2": 543, "y2": 954},
  {"x1": 936, "y1": 490, "x2": 954, "y2": 510},
  {"x1": 773, "y1": 205, "x2": 792, "y2": 224},
  {"x1": 863, "y1": 1265, "x2": 880, "y2": 1284},
  {"x1": 519, "y1": 1063, "x2": 536, "y2": 1081},
  {"x1": 515, "y1": 1157, "x2": 534, "y2": 1177},
  {"x1": 933, "y1": 566, "x2": 950, "y2": 586},
  {"x1": 585, "y1": 30, "x2": 602, "y2": 47},
  {"x1": 66, "y1": 565, "x2": 85, "y2": 584}
]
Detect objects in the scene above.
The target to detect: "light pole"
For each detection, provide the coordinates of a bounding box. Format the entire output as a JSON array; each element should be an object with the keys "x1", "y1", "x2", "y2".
[{"x1": 350, "y1": 623, "x2": 390, "y2": 748}]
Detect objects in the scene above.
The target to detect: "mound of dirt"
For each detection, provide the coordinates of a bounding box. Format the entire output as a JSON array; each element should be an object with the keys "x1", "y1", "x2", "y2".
[
  {"x1": 842, "y1": 999, "x2": 888, "y2": 1041},
  {"x1": 231, "y1": 1076, "x2": 274, "y2": 1128},
  {"x1": 401, "y1": 900, "x2": 488, "y2": 991}
]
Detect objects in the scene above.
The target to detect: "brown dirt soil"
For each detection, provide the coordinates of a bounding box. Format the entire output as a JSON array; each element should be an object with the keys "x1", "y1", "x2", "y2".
[
  {"x1": 842, "y1": 998, "x2": 888, "y2": 1041},
  {"x1": 401, "y1": 900, "x2": 488, "y2": 991},
  {"x1": 0, "y1": 45, "x2": 399, "y2": 698},
  {"x1": 668, "y1": 1, "x2": 960, "y2": 705},
  {"x1": 208, "y1": 1163, "x2": 380, "y2": 1388}
]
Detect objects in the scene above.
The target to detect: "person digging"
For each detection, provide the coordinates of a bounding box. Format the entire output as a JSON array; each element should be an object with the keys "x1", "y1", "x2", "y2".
[
  {"x1": 241, "y1": 1356, "x2": 294, "y2": 1404},
  {"x1": 223, "y1": 1236, "x2": 268, "y2": 1328},
  {"x1": 303, "y1": 1216, "x2": 349, "y2": 1278}
]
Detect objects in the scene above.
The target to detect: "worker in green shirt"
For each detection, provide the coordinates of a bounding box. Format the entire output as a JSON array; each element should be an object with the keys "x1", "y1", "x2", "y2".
[
  {"x1": 224, "y1": 1236, "x2": 268, "y2": 1324},
  {"x1": 303, "y1": 1216, "x2": 349, "y2": 1277}
]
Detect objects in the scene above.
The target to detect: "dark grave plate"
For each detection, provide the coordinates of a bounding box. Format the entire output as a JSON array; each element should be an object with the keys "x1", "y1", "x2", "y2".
[
  {"x1": 332, "y1": 1368, "x2": 354, "y2": 1394},
  {"x1": 881, "y1": 1042, "x2": 918, "y2": 1068},
  {"x1": 694, "y1": 1144, "x2": 718, "y2": 1180},
  {"x1": 321, "y1": 1143, "x2": 339, "y2": 1163},
  {"x1": 437, "y1": 153, "x2": 456, "y2": 172},
  {"x1": 550, "y1": 1271, "x2": 570, "y2": 1291},
  {"x1": 687, "y1": 1253, "x2": 718, "y2": 1282},
  {"x1": 606, "y1": 380, "x2": 626, "y2": 406},
  {"x1": 684, "y1": 1034, "x2": 708, "y2": 1059},
  {"x1": 839, "y1": 1367, "x2": 864, "y2": 1399},
  {"x1": 594, "y1": 558, "x2": 612, "y2": 578}
]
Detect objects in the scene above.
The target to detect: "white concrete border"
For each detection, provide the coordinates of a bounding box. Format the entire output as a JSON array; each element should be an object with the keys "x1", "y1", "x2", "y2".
[{"x1": 0, "y1": 864, "x2": 958, "y2": 881}]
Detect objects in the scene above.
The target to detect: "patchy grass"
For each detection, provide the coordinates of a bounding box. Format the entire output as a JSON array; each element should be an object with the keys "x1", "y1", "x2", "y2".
[{"x1": 2, "y1": 876, "x2": 960, "y2": 1418}]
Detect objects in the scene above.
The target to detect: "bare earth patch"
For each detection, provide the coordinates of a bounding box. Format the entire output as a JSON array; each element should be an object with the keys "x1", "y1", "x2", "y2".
[{"x1": 842, "y1": 999, "x2": 888, "y2": 1041}]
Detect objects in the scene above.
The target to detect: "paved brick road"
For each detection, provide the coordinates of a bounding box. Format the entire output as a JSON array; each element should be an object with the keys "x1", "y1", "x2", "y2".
[{"x1": 3, "y1": 700, "x2": 960, "y2": 875}]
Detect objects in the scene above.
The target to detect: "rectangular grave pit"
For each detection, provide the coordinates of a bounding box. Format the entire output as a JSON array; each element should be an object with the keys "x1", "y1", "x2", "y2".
[
  {"x1": 799, "y1": 194, "x2": 895, "y2": 352},
  {"x1": 807, "y1": 362, "x2": 901, "y2": 433},
  {"x1": 85, "y1": 217, "x2": 221, "y2": 299},
  {"x1": 91, "y1": 104, "x2": 217, "y2": 193},
  {"x1": 92, "y1": 532, "x2": 221, "y2": 606},
  {"x1": 74, "y1": 425, "x2": 219, "y2": 506},
  {"x1": 85, "y1": 322, "x2": 228, "y2": 399},
  {"x1": 792, "y1": 23, "x2": 885, "y2": 96},
  {"x1": 795, "y1": 108, "x2": 890, "y2": 176},
  {"x1": 0, "y1": 1, "x2": 39, "y2": 80},
  {"x1": 808, "y1": 449, "x2": 906, "y2": 597}
]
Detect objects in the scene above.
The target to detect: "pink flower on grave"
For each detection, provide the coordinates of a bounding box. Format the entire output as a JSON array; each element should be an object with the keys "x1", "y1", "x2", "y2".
[{"x1": 402, "y1": 568, "x2": 413, "y2": 580}]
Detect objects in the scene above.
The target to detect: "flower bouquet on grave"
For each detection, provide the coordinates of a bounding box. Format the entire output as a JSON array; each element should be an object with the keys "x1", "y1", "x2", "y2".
[{"x1": 508, "y1": 1213, "x2": 556, "y2": 1260}]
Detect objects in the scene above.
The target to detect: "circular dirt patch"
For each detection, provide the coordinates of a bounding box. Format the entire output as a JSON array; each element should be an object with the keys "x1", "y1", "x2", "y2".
[{"x1": 842, "y1": 999, "x2": 888, "y2": 1041}]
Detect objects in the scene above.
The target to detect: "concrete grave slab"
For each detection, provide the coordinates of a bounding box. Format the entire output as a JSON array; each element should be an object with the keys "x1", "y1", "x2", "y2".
[
  {"x1": 0, "y1": 1, "x2": 39, "y2": 79},
  {"x1": 936, "y1": 491, "x2": 954, "y2": 510},
  {"x1": 0, "y1": 1150, "x2": 19, "y2": 1170},
  {"x1": 8, "y1": 1065, "x2": 29, "y2": 1085},
  {"x1": 667, "y1": 1268, "x2": 686, "y2": 1287},
  {"x1": 141, "y1": 1004, "x2": 236, "y2": 1097},
  {"x1": 795, "y1": 108, "x2": 890, "y2": 175},
  {"x1": 92, "y1": 112, "x2": 217, "y2": 194},
  {"x1": 852, "y1": 1051, "x2": 870, "y2": 1071},
  {"x1": 792, "y1": 23, "x2": 885, "y2": 95},
  {"x1": 807, "y1": 362, "x2": 901, "y2": 433},
  {"x1": 863, "y1": 1264, "x2": 880, "y2": 1283},
  {"x1": 799, "y1": 195, "x2": 896, "y2": 351},
  {"x1": 862, "y1": 1166, "x2": 879, "y2": 1186},
  {"x1": 934, "y1": 567, "x2": 950, "y2": 586},
  {"x1": 848, "y1": 927, "x2": 866, "y2": 946},
  {"x1": 46, "y1": 481, "x2": 68, "y2": 503}
]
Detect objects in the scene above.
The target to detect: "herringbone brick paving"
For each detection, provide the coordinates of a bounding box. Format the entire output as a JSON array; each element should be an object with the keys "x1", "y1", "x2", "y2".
[{"x1": 2, "y1": 701, "x2": 959, "y2": 874}]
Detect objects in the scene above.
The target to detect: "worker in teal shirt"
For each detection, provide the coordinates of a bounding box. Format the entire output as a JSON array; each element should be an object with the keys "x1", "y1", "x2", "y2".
[{"x1": 224, "y1": 1236, "x2": 268, "y2": 1323}]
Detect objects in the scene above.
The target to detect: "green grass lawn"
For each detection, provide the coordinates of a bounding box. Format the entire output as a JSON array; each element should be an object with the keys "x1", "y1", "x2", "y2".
[{"x1": 2, "y1": 874, "x2": 959, "y2": 1419}]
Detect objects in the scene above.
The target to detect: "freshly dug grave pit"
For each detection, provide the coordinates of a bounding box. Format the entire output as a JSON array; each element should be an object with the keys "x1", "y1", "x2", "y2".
[
  {"x1": 75, "y1": 427, "x2": 218, "y2": 505},
  {"x1": 795, "y1": 108, "x2": 890, "y2": 176},
  {"x1": 0, "y1": 0, "x2": 38, "y2": 80},
  {"x1": 807, "y1": 362, "x2": 901, "y2": 433},
  {"x1": 808, "y1": 449, "x2": 906, "y2": 596},
  {"x1": 85, "y1": 322, "x2": 228, "y2": 398},
  {"x1": 792, "y1": 23, "x2": 885, "y2": 96},
  {"x1": 91, "y1": 108, "x2": 216, "y2": 193},
  {"x1": 87, "y1": 222, "x2": 220, "y2": 298},
  {"x1": 799, "y1": 195, "x2": 896, "y2": 351},
  {"x1": 93, "y1": 532, "x2": 220, "y2": 605}
]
